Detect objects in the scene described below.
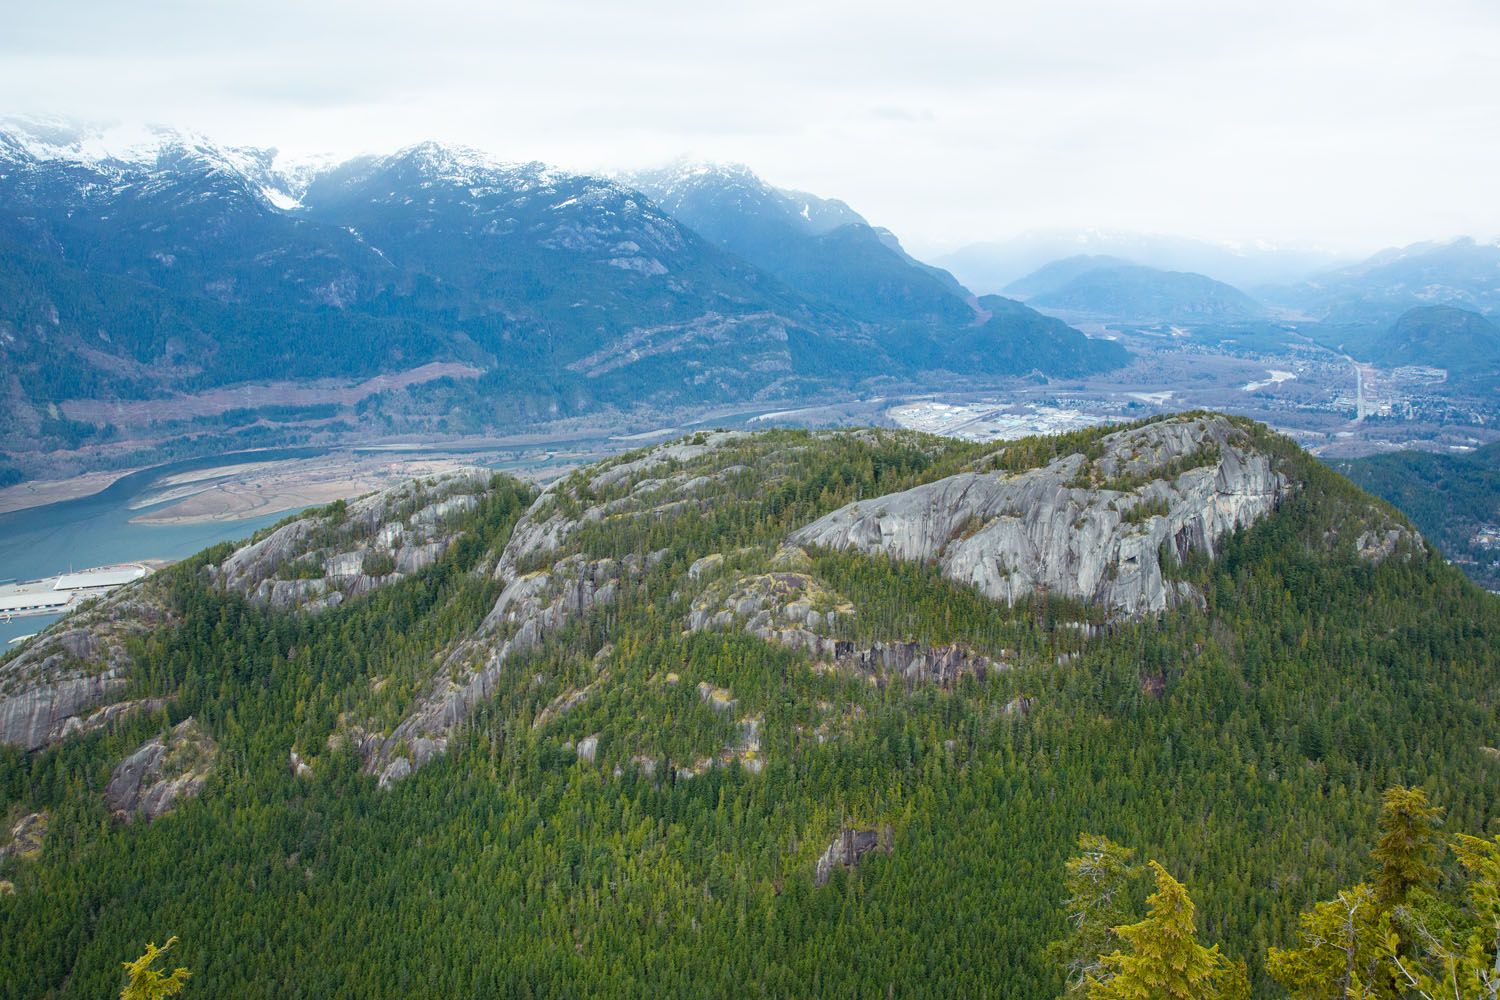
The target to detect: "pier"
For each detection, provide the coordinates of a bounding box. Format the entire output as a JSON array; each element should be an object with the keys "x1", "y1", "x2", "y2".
[{"x1": 0, "y1": 563, "x2": 154, "y2": 623}]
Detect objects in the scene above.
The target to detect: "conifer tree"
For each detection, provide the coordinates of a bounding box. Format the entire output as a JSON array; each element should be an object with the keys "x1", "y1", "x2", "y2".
[
  {"x1": 1086, "y1": 862, "x2": 1247, "y2": 1000},
  {"x1": 120, "y1": 937, "x2": 190, "y2": 1000},
  {"x1": 1385, "y1": 832, "x2": 1500, "y2": 1000},
  {"x1": 1266, "y1": 882, "x2": 1390, "y2": 999},
  {"x1": 1046, "y1": 834, "x2": 1139, "y2": 998},
  {"x1": 1371, "y1": 786, "x2": 1444, "y2": 907}
]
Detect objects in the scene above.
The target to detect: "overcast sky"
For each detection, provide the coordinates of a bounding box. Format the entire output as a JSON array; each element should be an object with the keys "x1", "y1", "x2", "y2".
[{"x1": 3, "y1": 0, "x2": 1497, "y2": 255}]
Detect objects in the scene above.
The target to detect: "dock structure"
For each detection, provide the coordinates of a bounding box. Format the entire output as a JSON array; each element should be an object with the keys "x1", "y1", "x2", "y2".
[{"x1": 0, "y1": 563, "x2": 151, "y2": 622}]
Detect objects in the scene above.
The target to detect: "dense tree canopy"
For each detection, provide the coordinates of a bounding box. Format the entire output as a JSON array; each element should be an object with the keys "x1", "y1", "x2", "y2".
[{"x1": 1, "y1": 422, "x2": 1497, "y2": 998}]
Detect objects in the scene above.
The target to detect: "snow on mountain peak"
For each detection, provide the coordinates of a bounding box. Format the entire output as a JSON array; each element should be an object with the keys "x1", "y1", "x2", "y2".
[{"x1": 0, "y1": 116, "x2": 314, "y2": 211}]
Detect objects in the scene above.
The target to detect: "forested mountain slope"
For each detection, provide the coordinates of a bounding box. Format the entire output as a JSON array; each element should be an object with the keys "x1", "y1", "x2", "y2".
[
  {"x1": 1, "y1": 413, "x2": 1497, "y2": 998},
  {"x1": 1027, "y1": 263, "x2": 1267, "y2": 324},
  {"x1": 1364, "y1": 305, "x2": 1500, "y2": 386},
  {"x1": 0, "y1": 121, "x2": 1125, "y2": 466},
  {"x1": 1335, "y1": 440, "x2": 1500, "y2": 590}
]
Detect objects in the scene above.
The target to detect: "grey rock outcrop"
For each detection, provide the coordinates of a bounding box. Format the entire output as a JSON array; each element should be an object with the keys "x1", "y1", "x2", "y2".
[
  {"x1": 790, "y1": 415, "x2": 1289, "y2": 615},
  {"x1": 0, "y1": 595, "x2": 170, "y2": 750},
  {"x1": 814, "y1": 825, "x2": 894, "y2": 887},
  {"x1": 688, "y1": 568, "x2": 1000, "y2": 686},
  {"x1": 586, "y1": 431, "x2": 746, "y2": 492},
  {"x1": 209, "y1": 469, "x2": 489, "y2": 613},
  {"x1": 495, "y1": 434, "x2": 744, "y2": 580},
  {"x1": 0, "y1": 811, "x2": 47, "y2": 863},
  {"x1": 104, "y1": 718, "x2": 217, "y2": 822},
  {"x1": 359, "y1": 549, "x2": 661, "y2": 786},
  {"x1": 352, "y1": 440, "x2": 742, "y2": 786}
]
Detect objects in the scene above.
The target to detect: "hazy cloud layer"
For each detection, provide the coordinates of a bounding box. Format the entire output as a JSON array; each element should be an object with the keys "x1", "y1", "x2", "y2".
[{"x1": 3, "y1": 0, "x2": 1498, "y2": 253}]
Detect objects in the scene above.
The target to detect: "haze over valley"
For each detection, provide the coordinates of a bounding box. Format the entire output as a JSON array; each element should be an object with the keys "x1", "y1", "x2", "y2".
[{"x1": 4, "y1": 4, "x2": 1500, "y2": 998}]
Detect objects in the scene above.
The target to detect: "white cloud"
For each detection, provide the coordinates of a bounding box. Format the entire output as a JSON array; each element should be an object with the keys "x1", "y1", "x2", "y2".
[{"x1": 3, "y1": 0, "x2": 1498, "y2": 253}]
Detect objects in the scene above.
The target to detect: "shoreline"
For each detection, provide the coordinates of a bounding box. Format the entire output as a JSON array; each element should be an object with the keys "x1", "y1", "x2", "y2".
[
  {"x1": 0, "y1": 467, "x2": 144, "y2": 516},
  {"x1": 125, "y1": 454, "x2": 515, "y2": 527}
]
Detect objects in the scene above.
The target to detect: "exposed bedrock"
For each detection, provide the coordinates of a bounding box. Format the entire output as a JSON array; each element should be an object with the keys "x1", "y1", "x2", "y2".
[
  {"x1": 790, "y1": 415, "x2": 1289, "y2": 615},
  {"x1": 104, "y1": 718, "x2": 217, "y2": 822},
  {"x1": 0, "y1": 597, "x2": 170, "y2": 750},
  {"x1": 209, "y1": 469, "x2": 489, "y2": 613}
]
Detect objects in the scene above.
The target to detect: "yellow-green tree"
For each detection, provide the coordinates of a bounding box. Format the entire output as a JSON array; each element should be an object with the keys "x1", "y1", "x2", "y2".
[
  {"x1": 120, "y1": 936, "x2": 190, "y2": 1000},
  {"x1": 1046, "y1": 834, "x2": 1140, "y2": 998},
  {"x1": 1085, "y1": 862, "x2": 1248, "y2": 1000},
  {"x1": 1384, "y1": 832, "x2": 1500, "y2": 1000},
  {"x1": 1371, "y1": 786, "x2": 1444, "y2": 907},
  {"x1": 1266, "y1": 882, "x2": 1391, "y2": 999}
]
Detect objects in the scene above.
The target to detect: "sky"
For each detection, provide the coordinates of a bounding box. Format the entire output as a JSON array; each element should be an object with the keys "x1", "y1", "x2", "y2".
[{"x1": 2, "y1": 0, "x2": 1498, "y2": 256}]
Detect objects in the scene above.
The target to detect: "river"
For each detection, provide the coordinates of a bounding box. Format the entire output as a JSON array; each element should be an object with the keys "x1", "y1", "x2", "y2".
[
  {"x1": 0, "y1": 406, "x2": 829, "y2": 648},
  {"x1": 0, "y1": 447, "x2": 333, "y2": 646}
]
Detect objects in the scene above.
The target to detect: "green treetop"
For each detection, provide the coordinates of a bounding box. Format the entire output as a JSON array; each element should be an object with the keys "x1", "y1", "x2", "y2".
[
  {"x1": 1047, "y1": 833, "x2": 1140, "y2": 999},
  {"x1": 1086, "y1": 862, "x2": 1248, "y2": 1000},
  {"x1": 1371, "y1": 786, "x2": 1444, "y2": 908},
  {"x1": 120, "y1": 937, "x2": 190, "y2": 1000}
]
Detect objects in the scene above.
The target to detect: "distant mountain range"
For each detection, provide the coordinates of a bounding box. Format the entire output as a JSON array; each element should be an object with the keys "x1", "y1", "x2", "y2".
[
  {"x1": 0, "y1": 119, "x2": 1124, "y2": 464},
  {"x1": 1364, "y1": 305, "x2": 1500, "y2": 382},
  {"x1": 934, "y1": 230, "x2": 1347, "y2": 293},
  {"x1": 628, "y1": 163, "x2": 977, "y2": 329},
  {"x1": 1005, "y1": 256, "x2": 1267, "y2": 324},
  {"x1": 1263, "y1": 237, "x2": 1500, "y2": 325},
  {"x1": 1000, "y1": 239, "x2": 1500, "y2": 337},
  {"x1": 1000, "y1": 254, "x2": 1135, "y2": 300}
]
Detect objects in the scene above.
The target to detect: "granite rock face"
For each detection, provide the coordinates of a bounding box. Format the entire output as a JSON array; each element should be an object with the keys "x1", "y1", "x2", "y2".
[
  {"x1": 104, "y1": 718, "x2": 217, "y2": 822},
  {"x1": 355, "y1": 434, "x2": 764, "y2": 785},
  {"x1": 357, "y1": 549, "x2": 663, "y2": 787},
  {"x1": 0, "y1": 472, "x2": 487, "y2": 751},
  {"x1": 496, "y1": 432, "x2": 746, "y2": 580},
  {"x1": 0, "y1": 811, "x2": 48, "y2": 863},
  {"x1": 687, "y1": 564, "x2": 1000, "y2": 686},
  {"x1": 209, "y1": 469, "x2": 490, "y2": 613},
  {"x1": 790, "y1": 415, "x2": 1289, "y2": 616},
  {"x1": 815, "y1": 826, "x2": 894, "y2": 887},
  {"x1": 0, "y1": 595, "x2": 170, "y2": 750}
]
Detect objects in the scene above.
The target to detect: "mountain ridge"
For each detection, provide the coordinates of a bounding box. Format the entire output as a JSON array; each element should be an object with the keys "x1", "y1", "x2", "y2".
[
  {"x1": 1024, "y1": 262, "x2": 1267, "y2": 324},
  {"x1": 0, "y1": 123, "x2": 1125, "y2": 470},
  {"x1": 4, "y1": 412, "x2": 1494, "y2": 1000}
]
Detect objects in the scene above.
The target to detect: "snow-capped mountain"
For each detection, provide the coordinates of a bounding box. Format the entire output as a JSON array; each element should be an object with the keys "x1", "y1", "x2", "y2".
[
  {"x1": 0, "y1": 115, "x2": 309, "y2": 211},
  {"x1": 0, "y1": 121, "x2": 1126, "y2": 460},
  {"x1": 626, "y1": 161, "x2": 978, "y2": 329}
]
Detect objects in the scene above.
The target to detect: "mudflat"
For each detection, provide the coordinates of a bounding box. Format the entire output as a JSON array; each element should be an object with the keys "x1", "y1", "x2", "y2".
[
  {"x1": 0, "y1": 468, "x2": 142, "y2": 516},
  {"x1": 127, "y1": 454, "x2": 495, "y2": 525}
]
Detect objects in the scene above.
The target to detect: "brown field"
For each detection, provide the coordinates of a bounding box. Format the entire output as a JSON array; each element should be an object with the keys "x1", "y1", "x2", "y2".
[{"x1": 60, "y1": 362, "x2": 483, "y2": 426}]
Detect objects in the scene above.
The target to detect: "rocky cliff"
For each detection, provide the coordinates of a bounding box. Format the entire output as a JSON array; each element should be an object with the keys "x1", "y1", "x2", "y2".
[
  {"x1": 0, "y1": 594, "x2": 171, "y2": 750},
  {"x1": 209, "y1": 469, "x2": 491, "y2": 612},
  {"x1": 790, "y1": 415, "x2": 1289, "y2": 615},
  {"x1": 814, "y1": 826, "x2": 894, "y2": 887},
  {"x1": 0, "y1": 470, "x2": 491, "y2": 751},
  {"x1": 103, "y1": 718, "x2": 217, "y2": 822},
  {"x1": 348, "y1": 435, "x2": 742, "y2": 785},
  {"x1": 687, "y1": 551, "x2": 1001, "y2": 687},
  {"x1": 2, "y1": 416, "x2": 1424, "y2": 802}
]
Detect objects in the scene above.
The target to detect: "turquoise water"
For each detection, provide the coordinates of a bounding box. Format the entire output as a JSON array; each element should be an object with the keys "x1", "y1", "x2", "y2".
[
  {"x1": 0, "y1": 613, "x2": 61, "y2": 647},
  {"x1": 0, "y1": 422, "x2": 752, "y2": 650},
  {"x1": 0, "y1": 448, "x2": 328, "y2": 647},
  {"x1": 0, "y1": 441, "x2": 603, "y2": 648}
]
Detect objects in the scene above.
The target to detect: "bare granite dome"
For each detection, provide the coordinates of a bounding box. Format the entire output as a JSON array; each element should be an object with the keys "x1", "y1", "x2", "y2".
[{"x1": 790, "y1": 415, "x2": 1289, "y2": 615}]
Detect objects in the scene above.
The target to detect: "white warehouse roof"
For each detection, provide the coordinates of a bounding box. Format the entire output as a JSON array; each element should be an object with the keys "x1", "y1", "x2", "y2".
[
  {"x1": 53, "y1": 566, "x2": 147, "y2": 591},
  {"x1": 0, "y1": 591, "x2": 70, "y2": 613}
]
